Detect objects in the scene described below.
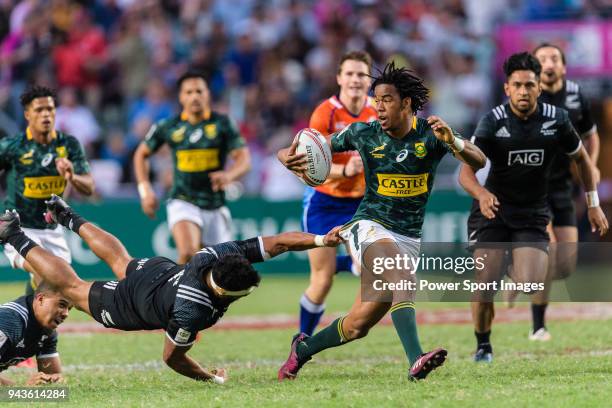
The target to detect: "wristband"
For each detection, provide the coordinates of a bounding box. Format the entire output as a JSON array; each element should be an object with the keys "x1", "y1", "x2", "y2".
[
  {"x1": 314, "y1": 235, "x2": 325, "y2": 247},
  {"x1": 137, "y1": 182, "x2": 150, "y2": 199},
  {"x1": 586, "y1": 191, "x2": 600, "y2": 208},
  {"x1": 211, "y1": 375, "x2": 225, "y2": 385},
  {"x1": 447, "y1": 136, "x2": 465, "y2": 153}
]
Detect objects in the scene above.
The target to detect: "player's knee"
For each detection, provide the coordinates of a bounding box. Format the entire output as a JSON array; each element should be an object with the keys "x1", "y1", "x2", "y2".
[{"x1": 309, "y1": 274, "x2": 333, "y2": 296}]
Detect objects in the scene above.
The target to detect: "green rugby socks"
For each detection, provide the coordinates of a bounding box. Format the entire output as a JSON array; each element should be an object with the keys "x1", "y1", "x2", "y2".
[
  {"x1": 297, "y1": 317, "x2": 348, "y2": 360},
  {"x1": 391, "y1": 302, "x2": 423, "y2": 365}
]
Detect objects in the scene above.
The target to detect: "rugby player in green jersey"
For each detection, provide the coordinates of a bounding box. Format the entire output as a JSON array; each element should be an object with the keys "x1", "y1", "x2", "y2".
[
  {"x1": 277, "y1": 62, "x2": 487, "y2": 380},
  {"x1": 133, "y1": 72, "x2": 251, "y2": 264},
  {"x1": 0, "y1": 86, "x2": 95, "y2": 293}
]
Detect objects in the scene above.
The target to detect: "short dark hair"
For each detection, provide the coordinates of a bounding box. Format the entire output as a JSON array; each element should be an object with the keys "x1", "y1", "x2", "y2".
[
  {"x1": 20, "y1": 85, "x2": 57, "y2": 108},
  {"x1": 176, "y1": 71, "x2": 207, "y2": 90},
  {"x1": 503, "y1": 52, "x2": 542, "y2": 80},
  {"x1": 211, "y1": 255, "x2": 261, "y2": 292},
  {"x1": 338, "y1": 50, "x2": 373, "y2": 74},
  {"x1": 371, "y1": 61, "x2": 429, "y2": 112},
  {"x1": 35, "y1": 281, "x2": 60, "y2": 296},
  {"x1": 532, "y1": 42, "x2": 566, "y2": 65}
]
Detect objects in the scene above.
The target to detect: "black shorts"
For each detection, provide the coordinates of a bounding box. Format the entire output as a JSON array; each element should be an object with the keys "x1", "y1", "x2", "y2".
[
  {"x1": 88, "y1": 257, "x2": 180, "y2": 331},
  {"x1": 547, "y1": 186, "x2": 577, "y2": 227},
  {"x1": 467, "y1": 200, "x2": 549, "y2": 251}
]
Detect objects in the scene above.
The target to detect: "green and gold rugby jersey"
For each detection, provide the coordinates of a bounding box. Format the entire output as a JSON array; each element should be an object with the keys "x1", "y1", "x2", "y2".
[
  {"x1": 0, "y1": 129, "x2": 90, "y2": 229},
  {"x1": 144, "y1": 112, "x2": 246, "y2": 209},
  {"x1": 331, "y1": 117, "x2": 459, "y2": 238}
]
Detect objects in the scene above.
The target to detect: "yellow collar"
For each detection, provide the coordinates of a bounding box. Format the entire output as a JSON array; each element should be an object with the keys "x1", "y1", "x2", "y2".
[
  {"x1": 26, "y1": 127, "x2": 57, "y2": 140},
  {"x1": 180, "y1": 109, "x2": 211, "y2": 123},
  {"x1": 412, "y1": 116, "x2": 417, "y2": 130}
]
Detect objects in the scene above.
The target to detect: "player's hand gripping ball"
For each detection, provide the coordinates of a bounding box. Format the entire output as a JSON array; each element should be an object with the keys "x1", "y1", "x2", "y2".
[{"x1": 293, "y1": 128, "x2": 332, "y2": 186}]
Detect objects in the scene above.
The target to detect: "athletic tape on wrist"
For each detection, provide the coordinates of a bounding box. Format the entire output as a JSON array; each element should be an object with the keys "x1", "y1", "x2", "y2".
[
  {"x1": 314, "y1": 235, "x2": 325, "y2": 247},
  {"x1": 447, "y1": 136, "x2": 465, "y2": 153},
  {"x1": 586, "y1": 191, "x2": 600, "y2": 208},
  {"x1": 137, "y1": 183, "x2": 149, "y2": 199}
]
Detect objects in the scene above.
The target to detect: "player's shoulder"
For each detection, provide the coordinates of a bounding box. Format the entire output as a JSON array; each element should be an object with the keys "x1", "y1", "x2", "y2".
[
  {"x1": 0, "y1": 296, "x2": 30, "y2": 338},
  {"x1": 156, "y1": 114, "x2": 183, "y2": 131},
  {"x1": 539, "y1": 101, "x2": 569, "y2": 122},
  {"x1": 56, "y1": 131, "x2": 81, "y2": 146},
  {"x1": 565, "y1": 79, "x2": 581, "y2": 95},
  {"x1": 487, "y1": 103, "x2": 509, "y2": 122},
  {"x1": 310, "y1": 97, "x2": 337, "y2": 120},
  {"x1": 0, "y1": 133, "x2": 24, "y2": 148}
]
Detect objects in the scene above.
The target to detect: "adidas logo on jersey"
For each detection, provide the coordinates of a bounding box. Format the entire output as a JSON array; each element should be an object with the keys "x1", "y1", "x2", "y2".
[
  {"x1": 495, "y1": 127, "x2": 510, "y2": 138},
  {"x1": 541, "y1": 120, "x2": 557, "y2": 136}
]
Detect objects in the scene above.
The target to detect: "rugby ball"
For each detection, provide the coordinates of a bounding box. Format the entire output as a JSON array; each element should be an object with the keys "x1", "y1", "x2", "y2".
[{"x1": 294, "y1": 128, "x2": 332, "y2": 186}]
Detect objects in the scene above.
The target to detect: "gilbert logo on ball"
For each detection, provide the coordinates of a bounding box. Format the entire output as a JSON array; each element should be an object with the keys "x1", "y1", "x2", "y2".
[{"x1": 294, "y1": 128, "x2": 332, "y2": 186}]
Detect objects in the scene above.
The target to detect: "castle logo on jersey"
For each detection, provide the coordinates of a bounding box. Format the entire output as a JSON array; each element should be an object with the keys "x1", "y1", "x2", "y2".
[
  {"x1": 23, "y1": 176, "x2": 67, "y2": 198},
  {"x1": 204, "y1": 124, "x2": 217, "y2": 139},
  {"x1": 414, "y1": 142, "x2": 427, "y2": 158},
  {"x1": 508, "y1": 149, "x2": 544, "y2": 166},
  {"x1": 376, "y1": 173, "x2": 429, "y2": 197},
  {"x1": 176, "y1": 149, "x2": 219, "y2": 172}
]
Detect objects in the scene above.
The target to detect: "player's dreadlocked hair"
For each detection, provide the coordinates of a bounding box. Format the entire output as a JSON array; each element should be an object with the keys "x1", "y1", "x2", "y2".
[
  {"x1": 211, "y1": 255, "x2": 261, "y2": 292},
  {"x1": 20, "y1": 85, "x2": 57, "y2": 108},
  {"x1": 370, "y1": 61, "x2": 429, "y2": 112},
  {"x1": 503, "y1": 52, "x2": 542, "y2": 80}
]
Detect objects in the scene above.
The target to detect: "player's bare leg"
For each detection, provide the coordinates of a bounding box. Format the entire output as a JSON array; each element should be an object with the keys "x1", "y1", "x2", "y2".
[
  {"x1": 529, "y1": 226, "x2": 577, "y2": 340},
  {"x1": 300, "y1": 246, "x2": 336, "y2": 335},
  {"x1": 44, "y1": 195, "x2": 131, "y2": 279},
  {"x1": 76, "y1": 223, "x2": 132, "y2": 279},
  {"x1": 472, "y1": 248, "x2": 505, "y2": 362},
  {"x1": 0, "y1": 211, "x2": 92, "y2": 313},
  {"x1": 172, "y1": 220, "x2": 202, "y2": 264}
]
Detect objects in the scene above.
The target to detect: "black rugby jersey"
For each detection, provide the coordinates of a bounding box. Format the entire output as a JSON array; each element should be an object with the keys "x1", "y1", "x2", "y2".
[
  {"x1": 99, "y1": 238, "x2": 266, "y2": 346},
  {"x1": 0, "y1": 295, "x2": 58, "y2": 371},
  {"x1": 539, "y1": 79, "x2": 596, "y2": 191},
  {"x1": 471, "y1": 102, "x2": 581, "y2": 207}
]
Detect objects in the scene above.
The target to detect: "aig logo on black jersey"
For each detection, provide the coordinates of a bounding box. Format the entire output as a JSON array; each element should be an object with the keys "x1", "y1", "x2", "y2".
[{"x1": 508, "y1": 149, "x2": 544, "y2": 166}]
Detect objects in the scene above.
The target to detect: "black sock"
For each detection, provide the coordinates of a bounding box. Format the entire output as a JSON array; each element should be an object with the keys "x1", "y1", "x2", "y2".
[
  {"x1": 7, "y1": 231, "x2": 38, "y2": 259},
  {"x1": 475, "y1": 330, "x2": 492, "y2": 352},
  {"x1": 59, "y1": 210, "x2": 88, "y2": 234},
  {"x1": 532, "y1": 303, "x2": 547, "y2": 332}
]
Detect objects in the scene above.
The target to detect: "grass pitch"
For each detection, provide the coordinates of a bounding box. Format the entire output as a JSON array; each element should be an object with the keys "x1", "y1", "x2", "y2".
[{"x1": 1, "y1": 275, "x2": 611, "y2": 407}]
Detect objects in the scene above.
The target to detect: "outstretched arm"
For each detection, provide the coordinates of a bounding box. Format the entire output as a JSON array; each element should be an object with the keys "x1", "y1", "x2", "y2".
[
  {"x1": 261, "y1": 227, "x2": 343, "y2": 258},
  {"x1": 162, "y1": 337, "x2": 227, "y2": 384},
  {"x1": 428, "y1": 116, "x2": 486, "y2": 169}
]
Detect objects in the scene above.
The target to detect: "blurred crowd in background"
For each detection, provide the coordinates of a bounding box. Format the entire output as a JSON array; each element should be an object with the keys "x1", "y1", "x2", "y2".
[{"x1": 0, "y1": 0, "x2": 610, "y2": 200}]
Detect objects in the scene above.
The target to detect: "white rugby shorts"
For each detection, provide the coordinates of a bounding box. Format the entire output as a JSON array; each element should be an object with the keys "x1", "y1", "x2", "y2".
[
  {"x1": 4, "y1": 225, "x2": 71, "y2": 269},
  {"x1": 166, "y1": 199, "x2": 233, "y2": 245}
]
